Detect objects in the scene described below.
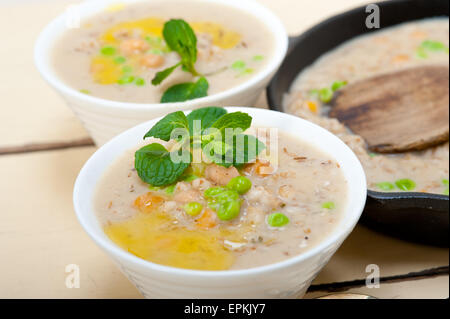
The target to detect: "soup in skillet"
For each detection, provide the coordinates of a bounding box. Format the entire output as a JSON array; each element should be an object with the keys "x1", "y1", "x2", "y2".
[
  {"x1": 284, "y1": 18, "x2": 449, "y2": 195},
  {"x1": 52, "y1": 0, "x2": 274, "y2": 103},
  {"x1": 94, "y1": 107, "x2": 348, "y2": 270}
]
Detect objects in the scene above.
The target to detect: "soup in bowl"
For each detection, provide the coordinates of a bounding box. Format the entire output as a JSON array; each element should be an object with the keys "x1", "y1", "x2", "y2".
[
  {"x1": 73, "y1": 107, "x2": 366, "y2": 298},
  {"x1": 34, "y1": 0, "x2": 288, "y2": 145}
]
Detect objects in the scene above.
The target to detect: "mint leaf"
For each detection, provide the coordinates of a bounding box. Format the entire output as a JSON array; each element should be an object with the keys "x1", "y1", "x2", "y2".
[
  {"x1": 210, "y1": 112, "x2": 252, "y2": 135},
  {"x1": 160, "y1": 77, "x2": 209, "y2": 103},
  {"x1": 187, "y1": 106, "x2": 227, "y2": 135},
  {"x1": 135, "y1": 143, "x2": 190, "y2": 186},
  {"x1": 143, "y1": 111, "x2": 189, "y2": 141},
  {"x1": 152, "y1": 62, "x2": 181, "y2": 85},
  {"x1": 233, "y1": 134, "x2": 265, "y2": 167},
  {"x1": 206, "y1": 134, "x2": 265, "y2": 168},
  {"x1": 163, "y1": 19, "x2": 199, "y2": 75}
]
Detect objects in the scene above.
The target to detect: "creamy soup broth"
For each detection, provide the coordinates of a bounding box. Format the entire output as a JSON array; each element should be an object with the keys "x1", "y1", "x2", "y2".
[
  {"x1": 284, "y1": 19, "x2": 449, "y2": 195},
  {"x1": 53, "y1": 1, "x2": 274, "y2": 103},
  {"x1": 94, "y1": 131, "x2": 348, "y2": 270}
]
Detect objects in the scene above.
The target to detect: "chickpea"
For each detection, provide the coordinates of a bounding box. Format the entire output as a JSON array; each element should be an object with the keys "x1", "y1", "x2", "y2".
[
  {"x1": 140, "y1": 54, "x2": 165, "y2": 68},
  {"x1": 119, "y1": 39, "x2": 149, "y2": 56}
]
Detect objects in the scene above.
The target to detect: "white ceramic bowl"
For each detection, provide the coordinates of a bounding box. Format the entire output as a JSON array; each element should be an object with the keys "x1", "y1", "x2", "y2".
[
  {"x1": 73, "y1": 107, "x2": 367, "y2": 299},
  {"x1": 34, "y1": 0, "x2": 288, "y2": 146}
]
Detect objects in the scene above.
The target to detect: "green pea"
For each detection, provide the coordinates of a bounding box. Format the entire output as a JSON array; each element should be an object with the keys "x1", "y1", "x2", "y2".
[
  {"x1": 395, "y1": 178, "x2": 416, "y2": 191},
  {"x1": 319, "y1": 87, "x2": 333, "y2": 103},
  {"x1": 149, "y1": 48, "x2": 164, "y2": 55},
  {"x1": 231, "y1": 60, "x2": 246, "y2": 70},
  {"x1": 204, "y1": 186, "x2": 228, "y2": 199},
  {"x1": 416, "y1": 47, "x2": 428, "y2": 59},
  {"x1": 184, "y1": 202, "x2": 203, "y2": 216},
  {"x1": 165, "y1": 184, "x2": 176, "y2": 195},
  {"x1": 322, "y1": 201, "x2": 336, "y2": 209},
  {"x1": 214, "y1": 190, "x2": 240, "y2": 203},
  {"x1": 267, "y1": 212, "x2": 289, "y2": 227},
  {"x1": 239, "y1": 68, "x2": 254, "y2": 76},
  {"x1": 100, "y1": 46, "x2": 116, "y2": 56},
  {"x1": 227, "y1": 176, "x2": 252, "y2": 194},
  {"x1": 369, "y1": 152, "x2": 378, "y2": 158},
  {"x1": 216, "y1": 200, "x2": 241, "y2": 221},
  {"x1": 114, "y1": 56, "x2": 126, "y2": 64},
  {"x1": 421, "y1": 40, "x2": 447, "y2": 52},
  {"x1": 253, "y1": 55, "x2": 264, "y2": 61},
  {"x1": 443, "y1": 179, "x2": 449, "y2": 196},
  {"x1": 79, "y1": 89, "x2": 90, "y2": 94},
  {"x1": 376, "y1": 182, "x2": 395, "y2": 191},
  {"x1": 117, "y1": 75, "x2": 135, "y2": 85},
  {"x1": 331, "y1": 80, "x2": 347, "y2": 92},
  {"x1": 135, "y1": 77, "x2": 146, "y2": 86}
]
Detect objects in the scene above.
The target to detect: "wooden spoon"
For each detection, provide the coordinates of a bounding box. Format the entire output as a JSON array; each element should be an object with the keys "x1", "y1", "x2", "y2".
[{"x1": 329, "y1": 65, "x2": 449, "y2": 153}]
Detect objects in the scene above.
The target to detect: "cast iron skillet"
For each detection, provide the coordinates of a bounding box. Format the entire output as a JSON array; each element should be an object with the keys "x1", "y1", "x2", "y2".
[{"x1": 267, "y1": 0, "x2": 449, "y2": 246}]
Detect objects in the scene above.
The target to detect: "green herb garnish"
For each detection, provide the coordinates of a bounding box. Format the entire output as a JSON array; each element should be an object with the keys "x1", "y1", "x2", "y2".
[
  {"x1": 150, "y1": 19, "x2": 210, "y2": 103},
  {"x1": 310, "y1": 81, "x2": 347, "y2": 103},
  {"x1": 113, "y1": 56, "x2": 126, "y2": 64},
  {"x1": 117, "y1": 75, "x2": 135, "y2": 85},
  {"x1": 160, "y1": 77, "x2": 209, "y2": 103},
  {"x1": 331, "y1": 80, "x2": 348, "y2": 92},
  {"x1": 135, "y1": 77, "x2": 146, "y2": 86},
  {"x1": 100, "y1": 46, "x2": 116, "y2": 56},
  {"x1": 376, "y1": 182, "x2": 395, "y2": 191},
  {"x1": 319, "y1": 87, "x2": 333, "y2": 103},
  {"x1": 143, "y1": 111, "x2": 190, "y2": 141},
  {"x1": 135, "y1": 107, "x2": 265, "y2": 187},
  {"x1": 231, "y1": 60, "x2": 246, "y2": 70},
  {"x1": 442, "y1": 179, "x2": 449, "y2": 196},
  {"x1": 152, "y1": 19, "x2": 200, "y2": 85},
  {"x1": 321, "y1": 201, "x2": 336, "y2": 209},
  {"x1": 395, "y1": 178, "x2": 416, "y2": 191},
  {"x1": 416, "y1": 40, "x2": 449, "y2": 58},
  {"x1": 134, "y1": 143, "x2": 190, "y2": 186}
]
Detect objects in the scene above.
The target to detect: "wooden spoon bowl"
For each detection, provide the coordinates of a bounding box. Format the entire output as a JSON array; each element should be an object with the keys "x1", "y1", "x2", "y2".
[{"x1": 329, "y1": 65, "x2": 449, "y2": 153}]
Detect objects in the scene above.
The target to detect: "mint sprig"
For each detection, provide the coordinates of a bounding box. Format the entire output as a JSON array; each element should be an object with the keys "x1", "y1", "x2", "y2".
[
  {"x1": 152, "y1": 19, "x2": 199, "y2": 85},
  {"x1": 135, "y1": 107, "x2": 265, "y2": 186},
  {"x1": 151, "y1": 19, "x2": 210, "y2": 103}
]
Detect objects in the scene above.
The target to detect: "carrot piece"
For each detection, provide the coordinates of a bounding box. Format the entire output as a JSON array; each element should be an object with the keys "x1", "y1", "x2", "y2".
[
  {"x1": 196, "y1": 209, "x2": 217, "y2": 229},
  {"x1": 392, "y1": 54, "x2": 410, "y2": 63},
  {"x1": 134, "y1": 192, "x2": 164, "y2": 213},
  {"x1": 306, "y1": 100, "x2": 318, "y2": 113}
]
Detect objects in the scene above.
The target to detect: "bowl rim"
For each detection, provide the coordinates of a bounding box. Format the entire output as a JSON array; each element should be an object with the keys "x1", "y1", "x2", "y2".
[
  {"x1": 73, "y1": 106, "x2": 367, "y2": 278},
  {"x1": 34, "y1": 0, "x2": 288, "y2": 110}
]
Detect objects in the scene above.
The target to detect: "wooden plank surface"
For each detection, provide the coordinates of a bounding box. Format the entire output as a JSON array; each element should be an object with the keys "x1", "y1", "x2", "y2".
[{"x1": 0, "y1": 0, "x2": 448, "y2": 299}]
